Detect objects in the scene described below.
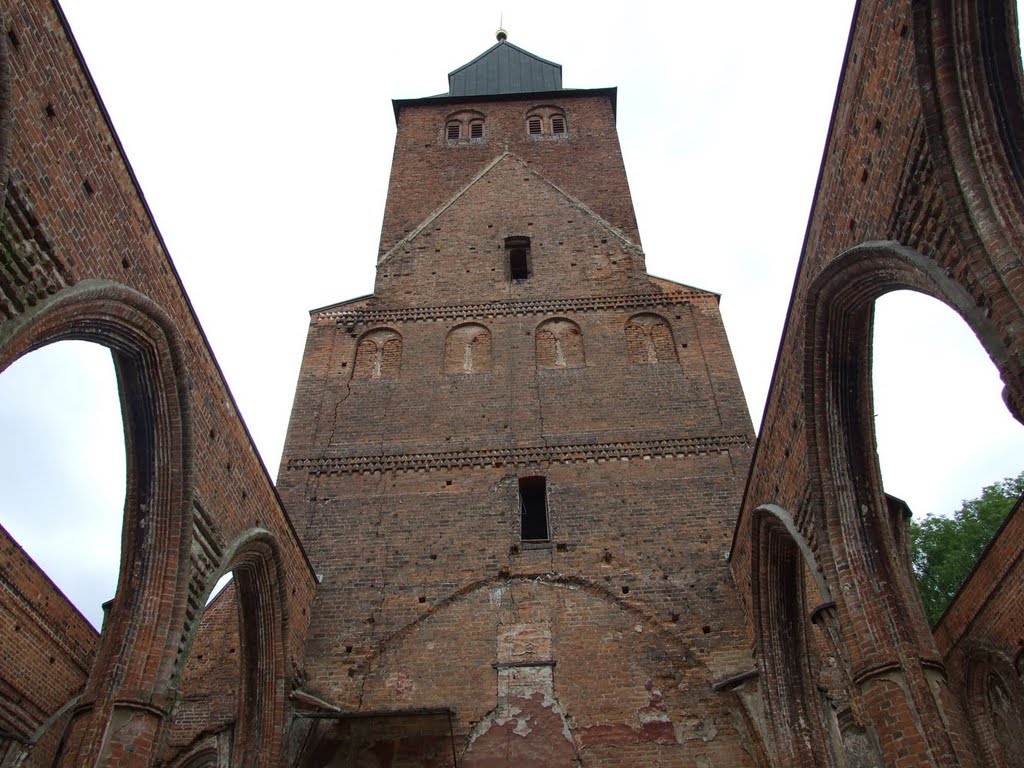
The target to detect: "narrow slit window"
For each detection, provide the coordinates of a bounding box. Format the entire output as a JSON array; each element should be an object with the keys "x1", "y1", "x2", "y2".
[
  {"x1": 446, "y1": 122, "x2": 461, "y2": 140},
  {"x1": 551, "y1": 115, "x2": 566, "y2": 134},
  {"x1": 520, "y1": 477, "x2": 548, "y2": 541},
  {"x1": 470, "y1": 120, "x2": 484, "y2": 139},
  {"x1": 505, "y1": 236, "x2": 531, "y2": 280},
  {"x1": 527, "y1": 117, "x2": 542, "y2": 135}
]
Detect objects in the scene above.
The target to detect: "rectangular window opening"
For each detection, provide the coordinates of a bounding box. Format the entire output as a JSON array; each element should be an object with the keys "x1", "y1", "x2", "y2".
[
  {"x1": 470, "y1": 121, "x2": 484, "y2": 139},
  {"x1": 552, "y1": 116, "x2": 566, "y2": 134},
  {"x1": 509, "y1": 249, "x2": 529, "y2": 279},
  {"x1": 506, "y1": 236, "x2": 531, "y2": 280},
  {"x1": 520, "y1": 476, "x2": 548, "y2": 541},
  {"x1": 528, "y1": 117, "x2": 542, "y2": 135},
  {"x1": 447, "y1": 123, "x2": 461, "y2": 140}
]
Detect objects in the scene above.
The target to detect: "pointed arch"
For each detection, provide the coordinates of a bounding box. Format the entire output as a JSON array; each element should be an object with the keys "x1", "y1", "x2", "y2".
[
  {"x1": 220, "y1": 529, "x2": 288, "y2": 768},
  {"x1": 750, "y1": 505, "x2": 831, "y2": 767},
  {"x1": 962, "y1": 648, "x2": 1024, "y2": 768},
  {"x1": 803, "y1": 241, "x2": 1016, "y2": 765},
  {"x1": 804, "y1": 242, "x2": 1021, "y2": 656},
  {"x1": 0, "y1": 280, "x2": 193, "y2": 762},
  {"x1": 913, "y1": 0, "x2": 1024, "y2": 321}
]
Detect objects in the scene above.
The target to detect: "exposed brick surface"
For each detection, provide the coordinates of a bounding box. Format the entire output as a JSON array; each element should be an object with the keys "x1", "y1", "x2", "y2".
[
  {"x1": 2, "y1": 0, "x2": 1024, "y2": 765},
  {"x1": 278, "y1": 73, "x2": 757, "y2": 764},
  {"x1": 0, "y1": 525, "x2": 96, "y2": 765},
  {"x1": 733, "y1": 1, "x2": 1024, "y2": 766},
  {"x1": 161, "y1": 582, "x2": 241, "y2": 763},
  {"x1": 0, "y1": 1, "x2": 317, "y2": 764},
  {"x1": 379, "y1": 93, "x2": 641, "y2": 260}
]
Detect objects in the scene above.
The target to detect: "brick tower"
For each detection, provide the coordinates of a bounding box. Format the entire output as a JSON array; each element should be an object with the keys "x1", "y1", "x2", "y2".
[{"x1": 278, "y1": 33, "x2": 759, "y2": 765}]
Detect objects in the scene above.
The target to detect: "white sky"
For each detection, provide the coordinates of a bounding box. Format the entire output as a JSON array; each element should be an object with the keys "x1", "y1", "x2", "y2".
[{"x1": 1, "y1": 1, "x2": 1021, "y2": 629}]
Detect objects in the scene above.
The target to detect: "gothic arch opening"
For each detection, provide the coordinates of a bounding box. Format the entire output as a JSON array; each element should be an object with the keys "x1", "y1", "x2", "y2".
[
  {"x1": 964, "y1": 650, "x2": 1024, "y2": 768},
  {"x1": 873, "y1": 291, "x2": 1024, "y2": 617},
  {"x1": 804, "y1": 242, "x2": 1023, "y2": 764},
  {"x1": 0, "y1": 340, "x2": 124, "y2": 629},
  {"x1": 807, "y1": 245, "x2": 1023, "y2": 630},
  {"x1": 165, "y1": 532, "x2": 286, "y2": 768},
  {"x1": 751, "y1": 508, "x2": 830, "y2": 767},
  {"x1": 0, "y1": 282, "x2": 193, "y2": 764},
  {"x1": 165, "y1": 578, "x2": 240, "y2": 767},
  {"x1": 226, "y1": 534, "x2": 287, "y2": 768},
  {"x1": 0, "y1": 340, "x2": 122, "y2": 761},
  {"x1": 912, "y1": 1, "x2": 1024, "y2": 323}
]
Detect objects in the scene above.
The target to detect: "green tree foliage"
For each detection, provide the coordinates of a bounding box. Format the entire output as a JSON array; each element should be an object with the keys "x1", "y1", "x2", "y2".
[{"x1": 910, "y1": 471, "x2": 1024, "y2": 626}]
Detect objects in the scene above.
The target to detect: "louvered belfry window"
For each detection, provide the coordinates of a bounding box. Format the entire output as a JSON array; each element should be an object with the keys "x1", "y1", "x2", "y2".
[
  {"x1": 551, "y1": 115, "x2": 566, "y2": 134},
  {"x1": 446, "y1": 122, "x2": 461, "y2": 140},
  {"x1": 470, "y1": 120, "x2": 484, "y2": 139},
  {"x1": 528, "y1": 117, "x2": 542, "y2": 135}
]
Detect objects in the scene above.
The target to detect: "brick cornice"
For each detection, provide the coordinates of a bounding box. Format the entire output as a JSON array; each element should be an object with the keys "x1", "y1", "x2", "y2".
[
  {"x1": 287, "y1": 433, "x2": 750, "y2": 475},
  {"x1": 319, "y1": 290, "x2": 712, "y2": 328}
]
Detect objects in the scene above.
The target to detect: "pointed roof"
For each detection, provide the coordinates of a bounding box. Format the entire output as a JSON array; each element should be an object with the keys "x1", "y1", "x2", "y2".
[{"x1": 448, "y1": 37, "x2": 562, "y2": 98}]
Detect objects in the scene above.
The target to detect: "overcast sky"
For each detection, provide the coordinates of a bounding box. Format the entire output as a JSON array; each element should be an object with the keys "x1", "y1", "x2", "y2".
[{"x1": 1, "y1": 1, "x2": 1022, "y2": 630}]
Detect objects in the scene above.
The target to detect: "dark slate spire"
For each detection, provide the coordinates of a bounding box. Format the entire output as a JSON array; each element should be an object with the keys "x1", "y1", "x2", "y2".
[{"x1": 448, "y1": 32, "x2": 562, "y2": 98}]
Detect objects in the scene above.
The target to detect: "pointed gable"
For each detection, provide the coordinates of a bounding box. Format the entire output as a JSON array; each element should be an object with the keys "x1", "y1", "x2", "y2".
[
  {"x1": 448, "y1": 40, "x2": 562, "y2": 98},
  {"x1": 374, "y1": 153, "x2": 652, "y2": 306}
]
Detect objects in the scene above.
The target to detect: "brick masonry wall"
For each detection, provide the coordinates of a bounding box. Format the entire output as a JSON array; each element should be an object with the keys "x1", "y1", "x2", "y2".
[
  {"x1": 0, "y1": 1, "x2": 318, "y2": 763},
  {"x1": 5, "y1": 0, "x2": 1023, "y2": 763},
  {"x1": 731, "y1": 0, "x2": 1024, "y2": 765},
  {"x1": 278, "y1": 90, "x2": 759, "y2": 764},
  {"x1": 378, "y1": 92, "x2": 641, "y2": 260},
  {"x1": 0, "y1": 524, "x2": 97, "y2": 764},
  {"x1": 162, "y1": 582, "x2": 241, "y2": 763},
  {"x1": 934, "y1": 497, "x2": 1024, "y2": 767}
]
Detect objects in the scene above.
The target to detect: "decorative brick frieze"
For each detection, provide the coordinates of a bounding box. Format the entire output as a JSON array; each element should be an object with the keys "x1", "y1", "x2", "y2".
[
  {"x1": 287, "y1": 433, "x2": 750, "y2": 475},
  {"x1": 318, "y1": 290, "x2": 712, "y2": 328}
]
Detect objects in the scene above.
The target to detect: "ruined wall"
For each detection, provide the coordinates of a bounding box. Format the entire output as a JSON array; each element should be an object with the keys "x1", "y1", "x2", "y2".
[
  {"x1": 0, "y1": 525, "x2": 97, "y2": 765},
  {"x1": 935, "y1": 498, "x2": 1024, "y2": 768},
  {"x1": 0, "y1": 2, "x2": 318, "y2": 764},
  {"x1": 732, "y1": 1, "x2": 1024, "y2": 766},
  {"x1": 161, "y1": 583, "x2": 241, "y2": 766}
]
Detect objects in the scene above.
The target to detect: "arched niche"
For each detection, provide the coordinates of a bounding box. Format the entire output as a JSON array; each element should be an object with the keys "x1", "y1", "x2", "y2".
[
  {"x1": 964, "y1": 649, "x2": 1024, "y2": 768},
  {"x1": 445, "y1": 322, "x2": 491, "y2": 374},
  {"x1": 352, "y1": 327, "x2": 402, "y2": 380},
  {"x1": 625, "y1": 313, "x2": 677, "y2": 364},
  {"x1": 535, "y1": 318, "x2": 584, "y2": 369}
]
